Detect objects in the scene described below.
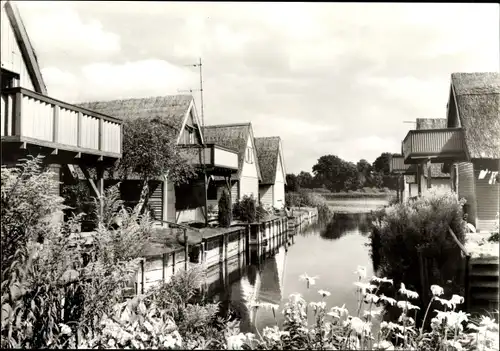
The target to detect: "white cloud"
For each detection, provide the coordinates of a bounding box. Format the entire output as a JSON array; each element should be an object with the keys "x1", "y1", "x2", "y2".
[
  {"x1": 42, "y1": 59, "x2": 198, "y2": 102},
  {"x1": 16, "y1": 1, "x2": 120, "y2": 59}
]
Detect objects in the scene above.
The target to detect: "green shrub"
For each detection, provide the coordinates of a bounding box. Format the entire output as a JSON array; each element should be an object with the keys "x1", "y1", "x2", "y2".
[
  {"x1": 218, "y1": 190, "x2": 232, "y2": 227},
  {"x1": 370, "y1": 188, "x2": 467, "y2": 326},
  {"x1": 233, "y1": 195, "x2": 257, "y2": 223}
]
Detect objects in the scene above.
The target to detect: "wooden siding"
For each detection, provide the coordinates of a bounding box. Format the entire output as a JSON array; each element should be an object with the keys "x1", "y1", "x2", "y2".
[
  {"x1": 475, "y1": 169, "x2": 500, "y2": 233},
  {"x1": 239, "y1": 176, "x2": 259, "y2": 200},
  {"x1": 391, "y1": 155, "x2": 412, "y2": 173},
  {"x1": 231, "y1": 181, "x2": 239, "y2": 202},
  {"x1": 259, "y1": 185, "x2": 273, "y2": 207},
  {"x1": 457, "y1": 162, "x2": 477, "y2": 227},
  {"x1": 402, "y1": 129, "x2": 466, "y2": 162},
  {"x1": 1, "y1": 88, "x2": 122, "y2": 157},
  {"x1": 149, "y1": 181, "x2": 163, "y2": 223},
  {"x1": 180, "y1": 144, "x2": 238, "y2": 170},
  {"x1": 165, "y1": 180, "x2": 176, "y2": 223},
  {"x1": 0, "y1": 5, "x2": 34, "y2": 90},
  {"x1": 273, "y1": 154, "x2": 285, "y2": 208}
]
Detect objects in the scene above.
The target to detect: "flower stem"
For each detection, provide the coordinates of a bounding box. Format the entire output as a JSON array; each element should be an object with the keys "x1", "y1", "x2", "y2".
[{"x1": 420, "y1": 296, "x2": 435, "y2": 336}]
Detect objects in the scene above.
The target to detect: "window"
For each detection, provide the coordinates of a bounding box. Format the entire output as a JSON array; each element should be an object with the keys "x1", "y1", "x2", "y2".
[
  {"x1": 245, "y1": 147, "x2": 253, "y2": 164},
  {"x1": 1, "y1": 69, "x2": 19, "y2": 89}
]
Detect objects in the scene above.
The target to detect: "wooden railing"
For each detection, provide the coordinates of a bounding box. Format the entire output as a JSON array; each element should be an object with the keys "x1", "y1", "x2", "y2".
[
  {"x1": 402, "y1": 128, "x2": 466, "y2": 163},
  {"x1": 179, "y1": 143, "x2": 238, "y2": 170},
  {"x1": 1, "y1": 87, "x2": 122, "y2": 157},
  {"x1": 390, "y1": 154, "x2": 415, "y2": 173}
]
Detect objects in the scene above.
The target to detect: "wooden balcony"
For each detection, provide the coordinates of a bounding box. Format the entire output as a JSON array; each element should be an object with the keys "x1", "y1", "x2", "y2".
[
  {"x1": 390, "y1": 154, "x2": 417, "y2": 174},
  {"x1": 1, "y1": 87, "x2": 122, "y2": 163},
  {"x1": 179, "y1": 143, "x2": 238, "y2": 174},
  {"x1": 402, "y1": 128, "x2": 467, "y2": 164}
]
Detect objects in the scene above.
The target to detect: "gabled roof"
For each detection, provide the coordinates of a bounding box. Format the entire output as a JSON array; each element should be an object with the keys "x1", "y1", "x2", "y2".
[
  {"x1": 4, "y1": 1, "x2": 47, "y2": 94},
  {"x1": 202, "y1": 123, "x2": 262, "y2": 180},
  {"x1": 254, "y1": 136, "x2": 281, "y2": 185},
  {"x1": 76, "y1": 95, "x2": 200, "y2": 143},
  {"x1": 449, "y1": 72, "x2": 500, "y2": 159}
]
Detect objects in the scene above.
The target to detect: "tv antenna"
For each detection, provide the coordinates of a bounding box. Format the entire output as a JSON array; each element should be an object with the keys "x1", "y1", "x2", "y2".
[{"x1": 178, "y1": 58, "x2": 204, "y2": 127}]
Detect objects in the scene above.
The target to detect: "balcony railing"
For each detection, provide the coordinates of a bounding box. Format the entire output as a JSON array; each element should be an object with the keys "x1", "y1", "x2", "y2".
[
  {"x1": 402, "y1": 128, "x2": 466, "y2": 164},
  {"x1": 390, "y1": 154, "x2": 416, "y2": 174},
  {"x1": 1, "y1": 87, "x2": 122, "y2": 158},
  {"x1": 179, "y1": 143, "x2": 238, "y2": 171}
]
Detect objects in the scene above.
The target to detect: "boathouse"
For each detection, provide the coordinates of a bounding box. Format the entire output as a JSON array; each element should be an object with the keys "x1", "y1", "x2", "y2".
[
  {"x1": 1, "y1": 0, "x2": 123, "y2": 215},
  {"x1": 254, "y1": 136, "x2": 287, "y2": 209},
  {"x1": 76, "y1": 95, "x2": 238, "y2": 225},
  {"x1": 202, "y1": 123, "x2": 262, "y2": 207}
]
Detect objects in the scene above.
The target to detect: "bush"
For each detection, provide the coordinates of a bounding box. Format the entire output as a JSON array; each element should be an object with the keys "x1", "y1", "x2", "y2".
[
  {"x1": 256, "y1": 202, "x2": 269, "y2": 222},
  {"x1": 233, "y1": 195, "x2": 257, "y2": 223},
  {"x1": 370, "y1": 188, "x2": 467, "y2": 326},
  {"x1": 1, "y1": 157, "x2": 153, "y2": 348},
  {"x1": 218, "y1": 190, "x2": 232, "y2": 227}
]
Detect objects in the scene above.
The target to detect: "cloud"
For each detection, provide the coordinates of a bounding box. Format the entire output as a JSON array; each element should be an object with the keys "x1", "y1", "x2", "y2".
[
  {"x1": 16, "y1": 1, "x2": 120, "y2": 64},
  {"x1": 42, "y1": 59, "x2": 198, "y2": 102},
  {"x1": 15, "y1": 1, "x2": 500, "y2": 173}
]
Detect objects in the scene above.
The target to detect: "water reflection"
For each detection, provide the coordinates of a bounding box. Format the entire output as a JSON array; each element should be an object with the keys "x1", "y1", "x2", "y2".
[
  {"x1": 320, "y1": 213, "x2": 374, "y2": 240},
  {"x1": 206, "y1": 212, "x2": 378, "y2": 333}
]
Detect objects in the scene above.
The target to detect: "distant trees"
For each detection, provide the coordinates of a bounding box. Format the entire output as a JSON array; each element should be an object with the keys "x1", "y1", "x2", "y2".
[{"x1": 286, "y1": 152, "x2": 399, "y2": 193}]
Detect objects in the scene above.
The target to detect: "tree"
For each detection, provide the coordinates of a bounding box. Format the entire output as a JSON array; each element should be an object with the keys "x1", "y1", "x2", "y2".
[
  {"x1": 119, "y1": 116, "x2": 197, "y2": 211},
  {"x1": 285, "y1": 173, "x2": 300, "y2": 192},
  {"x1": 218, "y1": 190, "x2": 232, "y2": 227},
  {"x1": 372, "y1": 152, "x2": 392, "y2": 175},
  {"x1": 297, "y1": 171, "x2": 314, "y2": 189},
  {"x1": 312, "y1": 155, "x2": 358, "y2": 192}
]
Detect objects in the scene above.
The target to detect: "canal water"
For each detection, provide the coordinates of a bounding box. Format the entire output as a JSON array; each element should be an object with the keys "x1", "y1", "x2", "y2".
[{"x1": 207, "y1": 208, "x2": 386, "y2": 333}]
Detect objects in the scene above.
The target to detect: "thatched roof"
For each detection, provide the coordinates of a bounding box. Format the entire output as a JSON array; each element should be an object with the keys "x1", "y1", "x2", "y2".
[
  {"x1": 254, "y1": 137, "x2": 281, "y2": 185},
  {"x1": 451, "y1": 72, "x2": 500, "y2": 159},
  {"x1": 415, "y1": 118, "x2": 450, "y2": 178},
  {"x1": 202, "y1": 123, "x2": 262, "y2": 180},
  {"x1": 76, "y1": 95, "x2": 193, "y2": 132},
  {"x1": 416, "y1": 118, "x2": 447, "y2": 130}
]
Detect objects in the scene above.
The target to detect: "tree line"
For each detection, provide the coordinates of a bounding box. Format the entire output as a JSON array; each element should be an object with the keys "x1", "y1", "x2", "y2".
[{"x1": 286, "y1": 152, "x2": 399, "y2": 193}]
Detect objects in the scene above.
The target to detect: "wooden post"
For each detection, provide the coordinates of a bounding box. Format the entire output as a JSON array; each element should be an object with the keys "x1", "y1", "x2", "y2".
[
  {"x1": 77, "y1": 112, "x2": 83, "y2": 147},
  {"x1": 140, "y1": 259, "x2": 145, "y2": 294},
  {"x1": 417, "y1": 163, "x2": 422, "y2": 197},
  {"x1": 396, "y1": 176, "x2": 400, "y2": 203},
  {"x1": 426, "y1": 159, "x2": 432, "y2": 189},
  {"x1": 184, "y1": 228, "x2": 188, "y2": 271},
  {"x1": 14, "y1": 92, "x2": 22, "y2": 136},
  {"x1": 97, "y1": 165, "x2": 104, "y2": 218},
  {"x1": 204, "y1": 173, "x2": 209, "y2": 226},
  {"x1": 53, "y1": 105, "x2": 59, "y2": 143},
  {"x1": 98, "y1": 117, "x2": 104, "y2": 151}
]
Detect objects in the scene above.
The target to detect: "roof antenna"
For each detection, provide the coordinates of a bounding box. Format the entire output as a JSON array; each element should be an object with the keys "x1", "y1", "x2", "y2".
[{"x1": 180, "y1": 58, "x2": 204, "y2": 127}]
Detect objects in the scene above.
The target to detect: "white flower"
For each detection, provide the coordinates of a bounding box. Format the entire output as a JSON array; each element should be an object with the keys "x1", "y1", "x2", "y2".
[
  {"x1": 450, "y1": 294, "x2": 464, "y2": 306},
  {"x1": 444, "y1": 340, "x2": 463, "y2": 351},
  {"x1": 379, "y1": 294, "x2": 397, "y2": 306},
  {"x1": 399, "y1": 283, "x2": 419, "y2": 299},
  {"x1": 348, "y1": 316, "x2": 371, "y2": 335},
  {"x1": 354, "y1": 266, "x2": 367, "y2": 279},
  {"x1": 309, "y1": 301, "x2": 326, "y2": 311},
  {"x1": 353, "y1": 282, "x2": 377, "y2": 294},
  {"x1": 397, "y1": 300, "x2": 420, "y2": 311},
  {"x1": 480, "y1": 316, "x2": 499, "y2": 330},
  {"x1": 364, "y1": 293, "x2": 380, "y2": 304},
  {"x1": 364, "y1": 310, "x2": 381, "y2": 319},
  {"x1": 373, "y1": 340, "x2": 395, "y2": 350},
  {"x1": 300, "y1": 273, "x2": 318, "y2": 286},
  {"x1": 318, "y1": 289, "x2": 331, "y2": 297},
  {"x1": 430, "y1": 284, "x2": 444, "y2": 296},
  {"x1": 435, "y1": 297, "x2": 454, "y2": 309},
  {"x1": 328, "y1": 304, "x2": 349, "y2": 318},
  {"x1": 227, "y1": 334, "x2": 246, "y2": 350},
  {"x1": 371, "y1": 276, "x2": 394, "y2": 285},
  {"x1": 59, "y1": 323, "x2": 72, "y2": 336}
]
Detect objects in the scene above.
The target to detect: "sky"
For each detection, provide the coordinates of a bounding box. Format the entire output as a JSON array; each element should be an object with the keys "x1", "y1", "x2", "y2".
[{"x1": 15, "y1": 1, "x2": 500, "y2": 174}]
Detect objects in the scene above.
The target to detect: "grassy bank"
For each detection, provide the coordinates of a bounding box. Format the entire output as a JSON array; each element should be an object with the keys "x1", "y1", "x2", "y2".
[{"x1": 321, "y1": 191, "x2": 396, "y2": 200}]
